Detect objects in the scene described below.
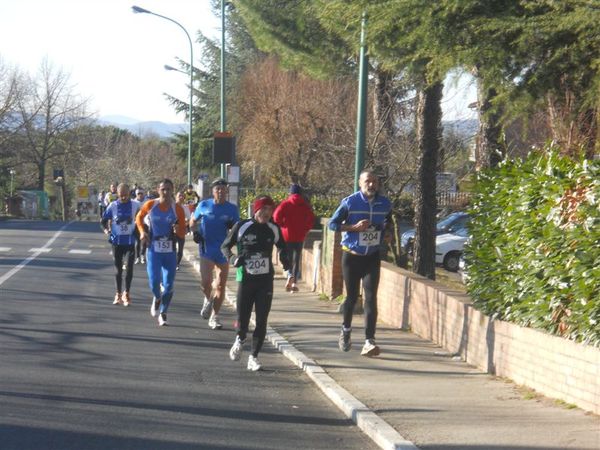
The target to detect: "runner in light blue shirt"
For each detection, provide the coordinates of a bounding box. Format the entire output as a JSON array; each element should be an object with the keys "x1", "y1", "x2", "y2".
[{"x1": 189, "y1": 178, "x2": 240, "y2": 330}]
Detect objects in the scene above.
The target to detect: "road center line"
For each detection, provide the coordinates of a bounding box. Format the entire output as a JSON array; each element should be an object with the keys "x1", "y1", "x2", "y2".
[
  {"x1": 69, "y1": 249, "x2": 91, "y2": 254},
  {"x1": 0, "y1": 247, "x2": 11, "y2": 252},
  {"x1": 0, "y1": 222, "x2": 71, "y2": 287}
]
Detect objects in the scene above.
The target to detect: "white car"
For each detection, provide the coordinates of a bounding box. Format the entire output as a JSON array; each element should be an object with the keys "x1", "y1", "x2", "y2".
[{"x1": 435, "y1": 227, "x2": 469, "y2": 272}]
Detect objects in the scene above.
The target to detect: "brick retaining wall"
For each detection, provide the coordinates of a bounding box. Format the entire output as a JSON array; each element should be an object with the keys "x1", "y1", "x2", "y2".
[{"x1": 308, "y1": 229, "x2": 600, "y2": 415}]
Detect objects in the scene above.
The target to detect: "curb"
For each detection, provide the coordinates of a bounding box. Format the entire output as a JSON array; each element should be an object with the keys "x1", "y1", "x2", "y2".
[{"x1": 183, "y1": 248, "x2": 419, "y2": 450}]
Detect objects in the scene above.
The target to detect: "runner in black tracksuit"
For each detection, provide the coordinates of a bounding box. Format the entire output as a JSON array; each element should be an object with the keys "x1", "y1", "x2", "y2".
[{"x1": 221, "y1": 196, "x2": 290, "y2": 371}]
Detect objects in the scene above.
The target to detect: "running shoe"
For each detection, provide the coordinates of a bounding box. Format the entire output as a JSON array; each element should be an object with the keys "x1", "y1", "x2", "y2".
[
  {"x1": 122, "y1": 292, "x2": 131, "y2": 307},
  {"x1": 361, "y1": 339, "x2": 380, "y2": 357},
  {"x1": 291, "y1": 283, "x2": 299, "y2": 293},
  {"x1": 176, "y1": 265, "x2": 180, "y2": 271},
  {"x1": 140, "y1": 256, "x2": 146, "y2": 264},
  {"x1": 150, "y1": 297, "x2": 161, "y2": 317},
  {"x1": 229, "y1": 336, "x2": 245, "y2": 361},
  {"x1": 338, "y1": 328, "x2": 352, "y2": 352},
  {"x1": 158, "y1": 313, "x2": 168, "y2": 326},
  {"x1": 113, "y1": 292, "x2": 122, "y2": 305},
  {"x1": 134, "y1": 257, "x2": 140, "y2": 264},
  {"x1": 209, "y1": 314, "x2": 223, "y2": 330},
  {"x1": 285, "y1": 277, "x2": 293, "y2": 292},
  {"x1": 200, "y1": 298, "x2": 214, "y2": 320},
  {"x1": 247, "y1": 355, "x2": 262, "y2": 371}
]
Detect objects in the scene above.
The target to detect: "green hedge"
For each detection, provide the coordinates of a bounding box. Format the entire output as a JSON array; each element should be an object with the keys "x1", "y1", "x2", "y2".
[
  {"x1": 465, "y1": 147, "x2": 600, "y2": 345},
  {"x1": 238, "y1": 190, "x2": 340, "y2": 221}
]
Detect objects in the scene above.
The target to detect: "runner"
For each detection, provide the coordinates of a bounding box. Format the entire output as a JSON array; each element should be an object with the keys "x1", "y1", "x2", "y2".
[
  {"x1": 134, "y1": 189, "x2": 147, "y2": 264},
  {"x1": 272, "y1": 183, "x2": 315, "y2": 292},
  {"x1": 103, "y1": 184, "x2": 118, "y2": 207},
  {"x1": 189, "y1": 178, "x2": 239, "y2": 330},
  {"x1": 175, "y1": 190, "x2": 192, "y2": 271},
  {"x1": 222, "y1": 196, "x2": 290, "y2": 371},
  {"x1": 328, "y1": 170, "x2": 392, "y2": 357},
  {"x1": 98, "y1": 190, "x2": 106, "y2": 218},
  {"x1": 135, "y1": 179, "x2": 187, "y2": 326},
  {"x1": 101, "y1": 183, "x2": 141, "y2": 307},
  {"x1": 183, "y1": 184, "x2": 200, "y2": 214}
]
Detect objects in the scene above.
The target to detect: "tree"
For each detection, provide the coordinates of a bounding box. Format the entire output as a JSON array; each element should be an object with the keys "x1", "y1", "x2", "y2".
[
  {"x1": 234, "y1": 57, "x2": 356, "y2": 191},
  {"x1": 13, "y1": 60, "x2": 91, "y2": 190}
]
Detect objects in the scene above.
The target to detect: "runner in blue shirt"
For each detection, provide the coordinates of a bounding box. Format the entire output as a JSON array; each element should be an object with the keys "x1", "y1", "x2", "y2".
[
  {"x1": 101, "y1": 183, "x2": 141, "y2": 307},
  {"x1": 189, "y1": 178, "x2": 240, "y2": 330},
  {"x1": 328, "y1": 170, "x2": 392, "y2": 357}
]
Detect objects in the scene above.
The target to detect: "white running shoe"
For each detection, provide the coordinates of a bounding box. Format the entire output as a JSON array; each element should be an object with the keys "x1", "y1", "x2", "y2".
[
  {"x1": 158, "y1": 313, "x2": 168, "y2": 326},
  {"x1": 229, "y1": 336, "x2": 244, "y2": 361},
  {"x1": 113, "y1": 292, "x2": 122, "y2": 305},
  {"x1": 150, "y1": 297, "x2": 161, "y2": 317},
  {"x1": 134, "y1": 257, "x2": 140, "y2": 264},
  {"x1": 200, "y1": 298, "x2": 214, "y2": 320},
  {"x1": 361, "y1": 339, "x2": 380, "y2": 357},
  {"x1": 247, "y1": 355, "x2": 262, "y2": 371},
  {"x1": 208, "y1": 314, "x2": 223, "y2": 330},
  {"x1": 122, "y1": 292, "x2": 131, "y2": 307}
]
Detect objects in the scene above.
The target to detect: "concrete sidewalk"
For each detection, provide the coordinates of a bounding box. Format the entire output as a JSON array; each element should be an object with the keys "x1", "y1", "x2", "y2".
[{"x1": 184, "y1": 250, "x2": 600, "y2": 450}]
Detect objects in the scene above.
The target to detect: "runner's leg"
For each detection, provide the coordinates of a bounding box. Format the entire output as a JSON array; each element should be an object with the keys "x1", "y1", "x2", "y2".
[
  {"x1": 212, "y1": 261, "x2": 230, "y2": 314},
  {"x1": 362, "y1": 252, "x2": 381, "y2": 340},
  {"x1": 113, "y1": 245, "x2": 125, "y2": 293},
  {"x1": 251, "y1": 279, "x2": 273, "y2": 357},
  {"x1": 341, "y1": 252, "x2": 362, "y2": 329},
  {"x1": 159, "y1": 251, "x2": 177, "y2": 313}
]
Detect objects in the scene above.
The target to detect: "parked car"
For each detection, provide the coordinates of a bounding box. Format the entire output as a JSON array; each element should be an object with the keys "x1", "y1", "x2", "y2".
[
  {"x1": 400, "y1": 211, "x2": 471, "y2": 255},
  {"x1": 435, "y1": 227, "x2": 469, "y2": 272},
  {"x1": 458, "y1": 254, "x2": 468, "y2": 283}
]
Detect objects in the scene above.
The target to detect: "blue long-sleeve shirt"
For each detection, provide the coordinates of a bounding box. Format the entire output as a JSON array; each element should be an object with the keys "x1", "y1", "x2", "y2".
[{"x1": 328, "y1": 191, "x2": 392, "y2": 255}]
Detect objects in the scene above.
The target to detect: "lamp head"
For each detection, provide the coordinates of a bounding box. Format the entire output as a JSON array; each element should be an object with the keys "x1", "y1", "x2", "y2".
[{"x1": 132, "y1": 5, "x2": 151, "y2": 14}]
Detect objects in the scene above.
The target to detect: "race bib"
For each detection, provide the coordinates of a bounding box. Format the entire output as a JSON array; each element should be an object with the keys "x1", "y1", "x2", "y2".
[
  {"x1": 359, "y1": 229, "x2": 381, "y2": 246},
  {"x1": 116, "y1": 222, "x2": 134, "y2": 235},
  {"x1": 245, "y1": 255, "x2": 269, "y2": 275},
  {"x1": 153, "y1": 238, "x2": 173, "y2": 253}
]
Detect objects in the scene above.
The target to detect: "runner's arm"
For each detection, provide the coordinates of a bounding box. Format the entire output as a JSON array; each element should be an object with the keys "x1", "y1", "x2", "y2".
[{"x1": 221, "y1": 221, "x2": 240, "y2": 264}]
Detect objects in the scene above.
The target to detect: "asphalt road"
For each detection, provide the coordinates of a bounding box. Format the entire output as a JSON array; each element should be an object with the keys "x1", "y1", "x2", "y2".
[{"x1": 0, "y1": 220, "x2": 376, "y2": 450}]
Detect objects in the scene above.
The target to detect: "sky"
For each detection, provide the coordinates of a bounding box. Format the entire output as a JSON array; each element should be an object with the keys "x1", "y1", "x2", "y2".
[
  {"x1": 0, "y1": 0, "x2": 476, "y2": 125},
  {"x1": 0, "y1": 0, "x2": 220, "y2": 124}
]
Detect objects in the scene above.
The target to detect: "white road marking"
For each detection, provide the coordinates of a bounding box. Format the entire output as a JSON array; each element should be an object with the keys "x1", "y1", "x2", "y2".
[
  {"x1": 0, "y1": 222, "x2": 71, "y2": 287},
  {"x1": 0, "y1": 247, "x2": 11, "y2": 252},
  {"x1": 69, "y1": 249, "x2": 91, "y2": 254},
  {"x1": 29, "y1": 248, "x2": 52, "y2": 253}
]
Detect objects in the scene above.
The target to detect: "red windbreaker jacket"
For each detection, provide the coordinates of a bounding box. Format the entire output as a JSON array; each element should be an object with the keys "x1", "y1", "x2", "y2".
[{"x1": 273, "y1": 194, "x2": 315, "y2": 243}]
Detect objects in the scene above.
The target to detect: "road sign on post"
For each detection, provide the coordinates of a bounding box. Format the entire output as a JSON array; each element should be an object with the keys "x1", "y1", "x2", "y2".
[
  {"x1": 213, "y1": 131, "x2": 235, "y2": 164},
  {"x1": 53, "y1": 169, "x2": 64, "y2": 182}
]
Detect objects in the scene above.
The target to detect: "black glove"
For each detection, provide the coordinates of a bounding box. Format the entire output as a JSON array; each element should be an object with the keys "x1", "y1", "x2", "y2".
[{"x1": 231, "y1": 255, "x2": 245, "y2": 267}]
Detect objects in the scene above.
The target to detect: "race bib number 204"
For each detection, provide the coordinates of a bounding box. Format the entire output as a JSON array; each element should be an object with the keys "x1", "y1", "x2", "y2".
[
  {"x1": 359, "y1": 230, "x2": 380, "y2": 247},
  {"x1": 245, "y1": 256, "x2": 269, "y2": 275}
]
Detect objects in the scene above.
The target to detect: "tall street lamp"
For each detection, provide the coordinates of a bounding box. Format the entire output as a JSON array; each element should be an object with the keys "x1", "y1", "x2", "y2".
[
  {"x1": 132, "y1": 5, "x2": 194, "y2": 185},
  {"x1": 9, "y1": 169, "x2": 15, "y2": 197}
]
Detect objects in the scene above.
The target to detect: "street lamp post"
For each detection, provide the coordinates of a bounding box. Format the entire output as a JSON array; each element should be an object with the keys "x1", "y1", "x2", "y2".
[
  {"x1": 9, "y1": 169, "x2": 15, "y2": 198},
  {"x1": 132, "y1": 5, "x2": 194, "y2": 186}
]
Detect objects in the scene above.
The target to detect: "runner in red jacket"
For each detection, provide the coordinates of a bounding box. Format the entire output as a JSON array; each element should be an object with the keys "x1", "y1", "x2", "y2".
[{"x1": 273, "y1": 184, "x2": 315, "y2": 292}]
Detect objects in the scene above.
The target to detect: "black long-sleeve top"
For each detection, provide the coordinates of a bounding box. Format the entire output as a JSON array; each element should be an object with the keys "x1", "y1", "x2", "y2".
[{"x1": 221, "y1": 219, "x2": 290, "y2": 282}]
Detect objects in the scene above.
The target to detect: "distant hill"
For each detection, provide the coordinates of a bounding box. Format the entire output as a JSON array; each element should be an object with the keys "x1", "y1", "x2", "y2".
[
  {"x1": 443, "y1": 118, "x2": 478, "y2": 136},
  {"x1": 98, "y1": 115, "x2": 186, "y2": 138}
]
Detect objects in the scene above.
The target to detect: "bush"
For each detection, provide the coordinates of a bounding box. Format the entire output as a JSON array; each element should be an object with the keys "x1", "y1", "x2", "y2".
[
  {"x1": 239, "y1": 189, "x2": 340, "y2": 221},
  {"x1": 465, "y1": 146, "x2": 600, "y2": 345}
]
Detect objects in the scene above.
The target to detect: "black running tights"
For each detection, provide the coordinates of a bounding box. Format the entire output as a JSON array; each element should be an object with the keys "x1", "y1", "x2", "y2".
[
  {"x1": 236, "y1": 278, "x2": 273, "y2": 357},
  {"x1": 113, "y1": 245, "x2": 135, "y2": 293},
  {"x1": 341, "y1": 251, "x2": 381, "y2": 340}
]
